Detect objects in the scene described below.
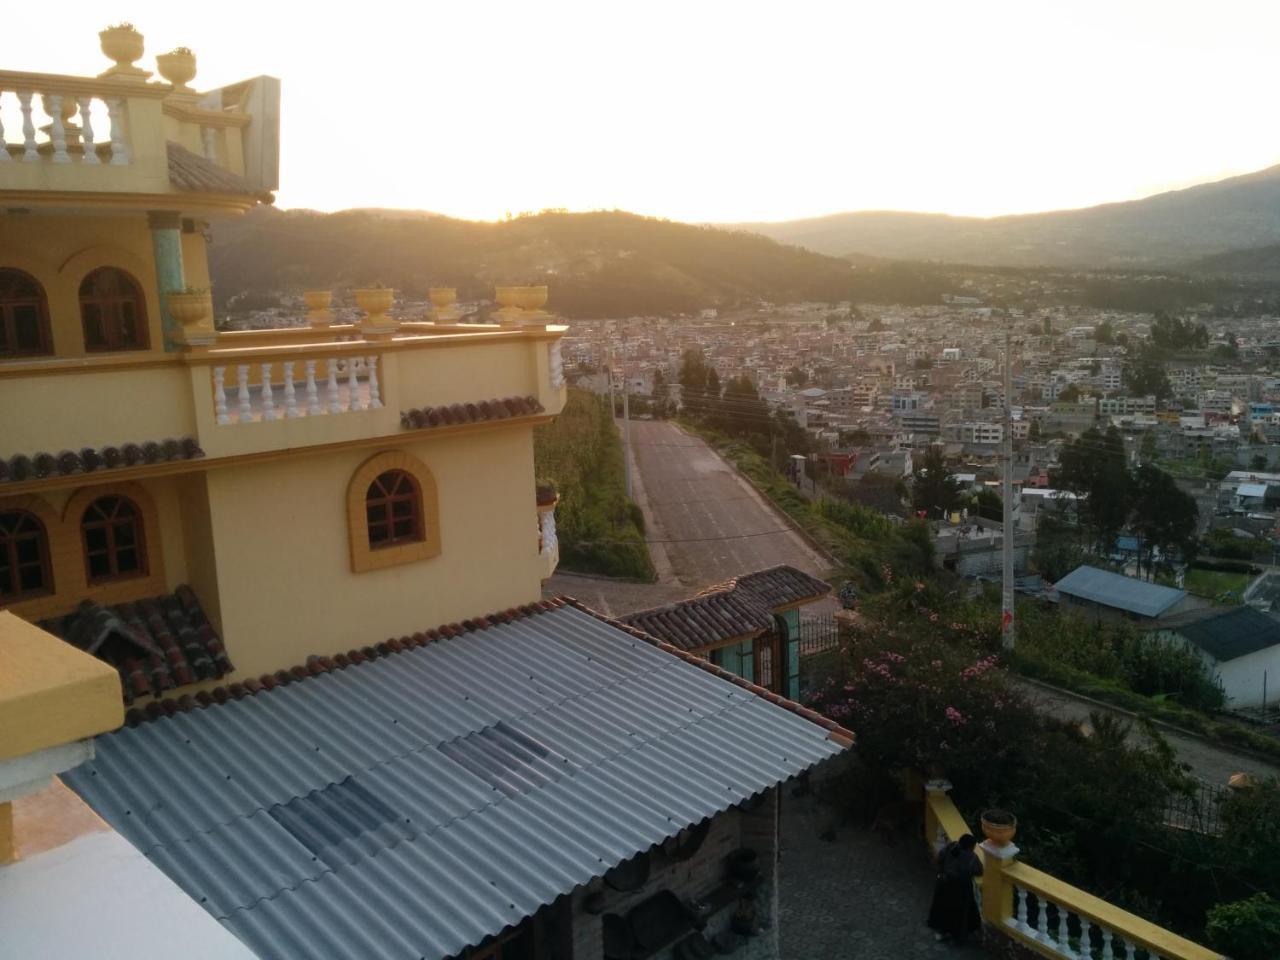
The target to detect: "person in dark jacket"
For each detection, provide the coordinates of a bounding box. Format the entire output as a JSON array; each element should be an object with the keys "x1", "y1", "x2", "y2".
[{"x1": 928, "y1": 833, "x2": 983, "y2": 944}]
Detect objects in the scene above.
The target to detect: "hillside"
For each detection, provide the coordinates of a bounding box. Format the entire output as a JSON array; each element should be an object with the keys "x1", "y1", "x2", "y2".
[
  {"x1": 729, "y1": 164, "x2": 1280, "y2": 268},
  {"x1": 207, "y1": 208, "x2": 954, "y2": 317},
  {"x1": 1185, "y1": 243, "x2": 1280, "y2": 280}
]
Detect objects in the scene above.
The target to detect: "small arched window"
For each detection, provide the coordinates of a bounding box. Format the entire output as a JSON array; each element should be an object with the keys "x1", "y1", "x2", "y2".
[
  {"x1": 366, "y1": 470, "x2": 423, "y2": 548},
  {"x1": 0, "y1": 269, "x2": 53, "y2": 358},
  {"x1": 82, "y1": 495, "x2": 147, "y2": 582},
  {"x1": 0, "y1": 509, "x2": 53, "y2": 601},
  {"x1": 80, "y1": 267, "x2": 149, "y2": 352}
]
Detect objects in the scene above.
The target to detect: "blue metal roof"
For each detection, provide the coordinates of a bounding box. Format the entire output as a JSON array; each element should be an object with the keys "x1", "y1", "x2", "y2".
[
  {"x1": 64, "y1": 603, "x2": 845, "y2": 960},
  {"x1": 1054, "y1": 565, "x2": 1187, "y2": 618}
]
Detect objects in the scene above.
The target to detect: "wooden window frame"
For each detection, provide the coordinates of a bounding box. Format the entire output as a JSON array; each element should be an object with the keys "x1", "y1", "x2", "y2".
[
  {"x1": 365, "y1": 470, "x2": 425, "y2": 550},
  {"x1": 0, "y1": 509, "x2": 54, "y2": 603},
  {"x1": 80, "y1": 495, "x2": 148, "y2": 585},
  {"x1": 0, "y1": 268, "x2": 53, "y2": 358},
  {"x1": 347, "y1": 451, "x2": 441, "y2": 573},
  {"x1": 62, "y1": 482, "x2": 166, "y2": 607},
  {"x1": 79, "y1": 266, "x2": 150, "y2": 353}
]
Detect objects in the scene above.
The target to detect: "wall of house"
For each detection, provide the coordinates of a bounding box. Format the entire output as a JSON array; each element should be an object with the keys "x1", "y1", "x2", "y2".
[
  {"x1": 1, "y1": 474, "x2": 195, "y2": 622},
  {"x1": 1211, "y1": 645, "x2": 1280, "y2": 710},
  {"x1": 567, "y1": 790, "x2": 781, "y2": 960},
  {"x1": 0, "y1": 213, "x2": 165, "y2": 360},
  {"x1": 203, "y1": 425, "x2": 545, "y2": 678}
]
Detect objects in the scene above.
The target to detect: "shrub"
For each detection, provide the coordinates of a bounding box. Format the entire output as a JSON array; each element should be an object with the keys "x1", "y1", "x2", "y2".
[{"x1": 1205, "y1": 894, "x2": 1280, "y2": 960}]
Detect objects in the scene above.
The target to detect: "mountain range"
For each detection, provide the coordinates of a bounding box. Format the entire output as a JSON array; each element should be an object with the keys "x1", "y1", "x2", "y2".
[{"x1": 729, "y1": 164, "x2": 1280, "y2": 270}]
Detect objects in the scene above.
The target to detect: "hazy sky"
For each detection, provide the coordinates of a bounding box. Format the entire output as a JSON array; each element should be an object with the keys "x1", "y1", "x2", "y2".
[{"x1": 6, "y1": 2, "x2": 1278, "y2": 222}]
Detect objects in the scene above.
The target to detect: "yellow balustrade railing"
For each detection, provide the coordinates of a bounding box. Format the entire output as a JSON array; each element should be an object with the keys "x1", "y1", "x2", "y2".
[{"x1": 923, "y1": 788, "x2": 1223, "y2": 960}]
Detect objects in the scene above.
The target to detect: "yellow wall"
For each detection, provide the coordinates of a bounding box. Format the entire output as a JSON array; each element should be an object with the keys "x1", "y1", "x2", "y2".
[
  {"x1": 0, "y1": 213, "x2": 165, "y2": 359},
  {"x1": 204, "y1": 426, "x2": 544, "y2": 677}
]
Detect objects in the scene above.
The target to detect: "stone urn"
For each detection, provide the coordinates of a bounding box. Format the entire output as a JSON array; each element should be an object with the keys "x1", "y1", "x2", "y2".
[
  {"x1": 428, "y1": 287, "x2": 459, "y2": 322},
  {"x1": 516, "y1": 285, "x2": 548, "y2": 312},
  {"x1": 980, "y1": 809, "x2": 1017, "y2": 848},
  {"x1": 166, "y1": 290, "x2": 215, "y2": 345},
  {"x1": 493, "y1": 286, "x2": 525, "y2": 326},
  {"x1": 303, "y1": 290, "x2": 333, "y2": 328},
  {"x1": 99, "y1": 25, "x2": 150, "y2": 80},
  {"x1": 156, "y1": 48, "x2": 197, "y2": 94},
  {"x1": 354, "y1": 287, "x2": 397, "y2": 337}
]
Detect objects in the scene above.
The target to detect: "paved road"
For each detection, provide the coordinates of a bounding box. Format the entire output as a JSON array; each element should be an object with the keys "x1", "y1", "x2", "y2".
[
  {"x1": 1016, "y1": 679, "x2": 1279, "y2": 786},
  {"x1": 548, "y1": 420, "x2": 834, "y2": 617}
]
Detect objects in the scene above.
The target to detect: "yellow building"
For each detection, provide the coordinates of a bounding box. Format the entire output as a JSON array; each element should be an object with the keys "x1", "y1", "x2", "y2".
[{"x1": 0, "y1": 26, "x2": 567, "y2": 706}]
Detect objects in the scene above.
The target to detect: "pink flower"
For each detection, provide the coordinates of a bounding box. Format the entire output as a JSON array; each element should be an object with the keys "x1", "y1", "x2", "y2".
[{"x1": 945, "y1": 706, "x2": 966, "y2": 726}]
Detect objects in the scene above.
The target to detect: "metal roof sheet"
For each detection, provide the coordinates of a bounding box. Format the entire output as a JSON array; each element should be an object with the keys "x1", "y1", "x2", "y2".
[
  {"x1": 1155, "y1": 605, "x2": 1280, "y2": 662},
  {"x1": 1054, "y1": 565, "x2": 1186, "y2": 618},
  {"x1": 64, "y1": 603, "x2": 844, "y2": 960}
]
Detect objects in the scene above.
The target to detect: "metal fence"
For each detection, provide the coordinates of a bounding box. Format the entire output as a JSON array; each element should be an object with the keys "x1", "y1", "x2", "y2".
[
  {"x1": 1163, "y1": 778, "x2": 1228, "y2": 837},
  {"x1": 797, "y1": 615, "x2": 841, "y2": 657}
]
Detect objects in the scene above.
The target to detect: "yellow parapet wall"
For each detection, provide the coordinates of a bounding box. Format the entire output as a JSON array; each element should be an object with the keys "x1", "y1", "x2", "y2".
[{"x1": 0, "y1": 612, "x2": 123, "y2": 762}]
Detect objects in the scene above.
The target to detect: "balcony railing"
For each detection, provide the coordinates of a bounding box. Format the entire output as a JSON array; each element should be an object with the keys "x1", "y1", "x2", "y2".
[
  {"x1": 211, "y1": 353, "x2": 382, "y2": 425},
  {"x1": 923, "y1": 787, "x2": 1223, "y2": 960},
  {"x1": 0, "y1": 83, "x2": 132, "y2": 165}
]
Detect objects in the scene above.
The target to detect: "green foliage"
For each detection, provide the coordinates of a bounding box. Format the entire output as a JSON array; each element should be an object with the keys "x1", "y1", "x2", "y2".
[
  {"x1": 1016, "y1": 605, "x2": 1224, "y2": 712},
  {"x1": 1126, "y1": 353, "x2": 1172, "y2": 400},
  {"x1": 533, "y1": 390, "x2": 654, "y2": 580},
  {"x1": 911, "y1": 446, "x2": 962, "y2": 519},
  {"x1": 1205, "y1": 894, "x2": 1280, "y2": 960},
  {"x1": 1150, "y1": 314, "x2": 1210, "y2": 352}
]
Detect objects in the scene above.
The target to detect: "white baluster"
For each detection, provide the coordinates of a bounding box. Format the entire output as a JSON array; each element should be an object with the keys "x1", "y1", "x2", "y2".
[
  {"x1": 1081, "y1": 919, "x2": 1095, "y2": 960},
  {"x1": 213, "y1": 366, "x2": 229, "y2": 425},
  {"x1": 237, "y1": 364, "x2": 252, "y2": 422},
  {"x1": 283, "y1": 361, "x2": 299, "y2": 417},
  {"x1": 304, "y1": 359, "x2": 321, "y2": 415},
  {"x1": 1015, "y1": 884, "x2": 1030, "y2": 933},
  {"x1": 260, "y1": 363, "x2": 277, "y2": 420},
  {"x1": 46, "y1": 95, "x2": 69, "y2": 163},
  {"x1": 107, "y1": 98, "x2": 130, "y2": 165},
  {"x1": 327, "y1": 358, "x2": 342, "y2": 413},
  {"x1": 201, "y1": 125, "x2": 216, "y2": 161},
  {"x1": 18, "y1": 91, "x2": 38, "y2": 161},
  {"x1": 367, "y1": 355, "x2": 382, "y2": 408},
  {"x1": 0, "y1": 91, "x2": 8, "y2": 162},
  {"x1": 347, "y1": 354, "x2": 363, "y2": 411},
  {"x1": 1036, "y1": 894, "x2": 1050, "y2": 943},
  {"x1": 1056, "y1": 905, "x2": 1073, "y2": 955},
  {"x1": 1100, "y1": 928, "x2": 1114, "y2": 960},
  {"x1": 77, "y1": 97, "x2": 99, "y2": 164},
  {"x1": 1117, "y1": 937, "x2": 1137, "y2": 960}
]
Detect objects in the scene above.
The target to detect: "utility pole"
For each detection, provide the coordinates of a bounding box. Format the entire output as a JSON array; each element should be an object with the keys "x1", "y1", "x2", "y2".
[
  {"x1": 622, "y1": 331, "x2": 633, "y2": 498},
  {"x1": 1002, "y1": 328, "x2": 1016, "y2": 651}
]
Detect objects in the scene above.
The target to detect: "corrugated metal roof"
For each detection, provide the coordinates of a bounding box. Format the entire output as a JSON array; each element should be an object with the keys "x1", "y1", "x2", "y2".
[
  {"x1": 1155, "y1": 605, "x2": 1280, "y2": 662},
  {"x1": 64, "y1": 603, "x2": 845, "y2": 960},
  {"x1": 1054, "y1": 565, "x2": 1186, "y2": 618}
]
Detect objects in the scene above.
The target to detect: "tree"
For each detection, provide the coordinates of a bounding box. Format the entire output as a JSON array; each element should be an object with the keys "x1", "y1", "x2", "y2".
[
  {"x1": 913, "y1": 356, "x2": 934, "y2": 370},
  {"x1": 912, "y1": 446, "x2": 962, "y2": 519},
  {"x1": 1251, "y1": 453, "x2": 1268, "y2": 471},
  {"x1": 717, "y1": 374, "x2": 769, "y2": 437},
  {"x1": 1139, "y1": 430, "x2": 1159, "y2": 464},
  {"x1": 1130, "y1": 464, "x2": 1198, "y2": 578},
  {"x1": 650, "y1": 367, "x2": 669, "y2": 419},
  {"x1": 1058, "y1": 383, "x2": 1080, "y2": 403},
  {"x1": 868, "y1": 316, "x2": 884, "y2": 332},
  {"x1": 1029, "y1": 419, "x2": 1043, "y2": 442},
  {"x1": 1095, "y1": 319, "x2": 1115, "y2": 345},
  {"x1": 785, "y1": 365, "x2": 806, "y2": 387},
  {"x1": 1126, "y1": 353, "x2": 1171, "y2": 401},
  {"x1": 972, "y1": 487, "x2": 1002, "y2": 522},
  {"x1": 678, "y1": 349, "x2": 714, "y2": 420},
  {"x1": 1053, "y1": 426, "x2": 1133, "y2": 554}
]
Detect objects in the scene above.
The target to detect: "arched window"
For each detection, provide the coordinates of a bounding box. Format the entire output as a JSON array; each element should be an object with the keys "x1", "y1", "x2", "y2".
[
  {"x1": 79, "y1": 267, "x2": 149, "y2": 352},
  {"x1": 347, "y1": 451, "x2": 440, "y2": 572},
  {"x1": 0, "y1": 269, "x2": 53, "y2": 358},
  {"x1": 366, "y1": 470, "x2": 423, "y2": 548},
  {"x1": 0, "y1": 510, "x2": 52, "y2": 601},
  {"x1": 81, "y1": 495, "x2": 147, "y2": 583}
]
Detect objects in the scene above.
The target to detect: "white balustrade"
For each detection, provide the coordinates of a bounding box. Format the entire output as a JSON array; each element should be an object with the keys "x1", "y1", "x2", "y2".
[
  {"x1": 0, "y1": 89, "x2": 131, "y2": 164},
  {"x1": 540, "y1": 509, "x2": 558, "y2": 557},
  {"x1": 201, "y1": 125, "x2": 216, "y2": 162},
  {"x1": 549, "y1": 340, "x2": 565, "y2": 388},
  {"x1": 210, "y1": 353, "x2": 385, "y2": 424},
  {"x1": 1004, "y1": 886, "x2": 1174, "y2": 960},
  {"x1": 282, "y1": 361, "x2": 298, "y2": 417},
  {"x1": 259, "y1": 363, "x2": 278, "y2": 420}
]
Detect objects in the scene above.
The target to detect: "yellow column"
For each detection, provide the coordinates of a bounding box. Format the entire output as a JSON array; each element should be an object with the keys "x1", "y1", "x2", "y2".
[
  {"x1": 0, "y1": 801, "x2": 15, "y2": 864},
  {"x1": 980, "y1": 836, "x2": 1018, "y2": 926}
]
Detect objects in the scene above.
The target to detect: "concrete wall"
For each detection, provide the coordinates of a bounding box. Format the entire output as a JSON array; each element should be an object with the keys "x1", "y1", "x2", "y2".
[
  {"x1": 568, "y1": 790, "x2": 781, "y2": 960},
  {"x1": 204, "y1": 426, "x2": 545, "y2": 678}
]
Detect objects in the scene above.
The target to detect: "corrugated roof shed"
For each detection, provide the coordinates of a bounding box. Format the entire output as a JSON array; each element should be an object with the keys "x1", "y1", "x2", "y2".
[
  {"x1": 1156, "y1": 605, "x2": 1280, "y2": 662},
  {"x1": 64, "y1": 601, "x2": 846, "y2": 960},
  {"x1": 1054, "y1": 565, "x2": 1187, "y2": 618}
]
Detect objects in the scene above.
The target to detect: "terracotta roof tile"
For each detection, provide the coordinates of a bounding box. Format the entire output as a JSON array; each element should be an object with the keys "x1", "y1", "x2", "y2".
[
  {"x1": 400, "y1": 395, "x2": 544, "y2": 431},
  {"x1": 167, "y1": 141, "x2": 274, "y2": 202},
  {"x1": 620, "y1": 564, "x2": 831, "y2": 653},
  {"x1": 0, "y1": 437, "x2": 203, "y2": 485},
  {"x1": 41, "y1": 585, "x2": 231, "y2": 705}
]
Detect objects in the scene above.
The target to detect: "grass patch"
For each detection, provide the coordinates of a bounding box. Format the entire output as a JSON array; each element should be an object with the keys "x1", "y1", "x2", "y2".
[
  {"x1": 534, "y1": 390, "x2": 655, "y2": 580},
  {"x1": 1184, "y1": 567, "x2": 1250, "y2": 602}
]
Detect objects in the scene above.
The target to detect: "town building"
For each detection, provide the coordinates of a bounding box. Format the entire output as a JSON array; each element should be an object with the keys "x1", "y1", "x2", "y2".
[
  {"x1": 1150, "y1": 606, "x2": 1280, "y2": 712},
  {"x1": 1053, "y1": 565, "x2": 1206, "y2": 623}
]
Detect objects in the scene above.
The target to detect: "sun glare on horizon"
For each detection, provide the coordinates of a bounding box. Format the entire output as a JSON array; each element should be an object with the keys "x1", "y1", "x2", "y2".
[{"x1": 4, "y1": 0, "x2": 1278, "y2": 223}]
